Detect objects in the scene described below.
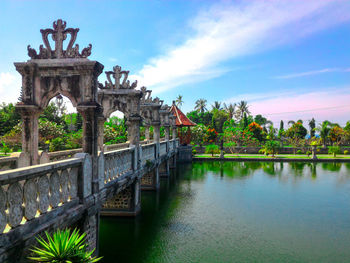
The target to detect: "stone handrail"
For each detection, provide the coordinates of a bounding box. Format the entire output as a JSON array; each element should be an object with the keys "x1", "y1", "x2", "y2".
[
  {"x1": 159, "y1": 141, "x2": 167, "y2": 157},
  {"x1": 169, "y1": 140, "x2": 174, "y2": 152},
  {"x1": 103, "y1": 147, "x2": 134, "y2": 184},
  {"x1": 0, "y1": 157, "x2": 17, "y2": 171},
  {"x1": 46, "y1": 148, "x2": 83, "y2": 162},
  {"x1": 0, "y1": 157, "x2": 84, "y2": 234},
  {"x1": 141, "y1": 143, "x2": 156, "y2": 166}
]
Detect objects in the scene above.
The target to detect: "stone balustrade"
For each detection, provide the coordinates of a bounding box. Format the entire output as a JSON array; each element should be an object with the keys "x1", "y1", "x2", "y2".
[
  {"x1": 159, "y1": 141, "x2": 167, "y2": 157},
  {"x1": 103, "y1": 147, "x2": 135, "y2": 185},
  {"x1": 141, "y1": 143, "x2": 156, "y2": 167},
  {"x1": 0, "y1": 157, "x2": 83, "y2": 234}
]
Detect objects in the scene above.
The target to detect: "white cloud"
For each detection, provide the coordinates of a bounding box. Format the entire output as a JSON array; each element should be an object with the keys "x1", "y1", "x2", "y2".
[
  {"x1": 0, "y1": 72, "x2": 21, "y2": 103},
  {"x1": 132, "y1": 0, "x2": 350, "y2": 94},
  {"x1": 273, "y1": 68, "x2": 350, "y2": 79}
]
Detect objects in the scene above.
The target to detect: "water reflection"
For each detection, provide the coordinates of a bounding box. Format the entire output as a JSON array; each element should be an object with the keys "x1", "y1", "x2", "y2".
[
  {"x1": 100, "y1": 161, "x2": 350, "y2": 263},
  {"x1": 192, "y1": 161, "x2": 350, "y2": 180}
]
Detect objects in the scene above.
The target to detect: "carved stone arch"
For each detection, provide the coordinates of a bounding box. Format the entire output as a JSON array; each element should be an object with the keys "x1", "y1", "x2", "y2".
[{"x1": 15, "y1": 19, "x2": 103, "y2": 169}]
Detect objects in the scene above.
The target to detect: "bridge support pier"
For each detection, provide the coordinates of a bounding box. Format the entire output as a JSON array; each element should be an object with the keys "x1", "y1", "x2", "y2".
[
  {"x1": 159, "y1": 160, "x2": 170, "y2": 178},
  {"x1": 141, "y1": 168, "x2": 160, "y2": 191},
  {"x1": 169, "y1": 155, "x2": 177, "y2": 169},
  {"x1": 101, "y1": 178, "x2": 141, "y2": 217}
]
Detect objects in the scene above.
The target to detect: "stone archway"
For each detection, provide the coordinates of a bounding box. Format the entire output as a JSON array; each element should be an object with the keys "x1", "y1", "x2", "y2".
[
  {"x1": 15, "y1": 19, "x2": 103, "y2": 169},
  {"x1": 98, "y1": 65, "x2": 142, "y2": 150}
]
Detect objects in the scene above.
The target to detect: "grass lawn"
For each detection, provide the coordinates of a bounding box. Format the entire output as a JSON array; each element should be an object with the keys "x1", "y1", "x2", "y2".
[{"x1": 195, "y1": 154, "x2": 350, "y2": 159}]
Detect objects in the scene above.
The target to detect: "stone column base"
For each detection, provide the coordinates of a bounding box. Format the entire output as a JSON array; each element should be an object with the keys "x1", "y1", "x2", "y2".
[
  {"x1": 159, "y1": 160, "x2": 170, "y2": 178},
  {"x1": 141, "y1": 169, "x2": 160, "y2": 191},
  {"x1": 101, "y1": 179, "x2": 141, "y2": 217}
]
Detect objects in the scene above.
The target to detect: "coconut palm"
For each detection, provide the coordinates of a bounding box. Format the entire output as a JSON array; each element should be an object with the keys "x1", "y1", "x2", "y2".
[
  {"x1": 288, "y1": 120, "x2": 295, "y2": 126},
  {"x1": 175, "y1": 95, "x2": 184, "y2": 108},
  {"x1": 211, "y1": 101, "x2": 222, "y2": 110},
  {"x1": 236, "y1": 100, "x2": 250, "y2": 120},
  {"x1": 194, "y1": 99, "x2": 207, "y2": 113},
  {"x1": 223, "y1": 103, "x2": 236, "y2": 120},
  {"x1": 316, "y1": 120, "x2": 331, "y2": 147}
]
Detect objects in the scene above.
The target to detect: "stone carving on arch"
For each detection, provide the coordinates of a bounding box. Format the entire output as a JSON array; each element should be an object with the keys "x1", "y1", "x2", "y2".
[
  {"x1": 98, "y1": 65, "x2": 142, "y2": 119},
  {"x1": 14, "y1": 19, "x2": 104, "y2": 166},
  {"x1": 140, "y1": 86, "x2": 163, "y2": 126}
]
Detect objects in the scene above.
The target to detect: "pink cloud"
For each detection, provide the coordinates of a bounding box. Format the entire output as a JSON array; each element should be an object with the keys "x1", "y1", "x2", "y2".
[{"x1": 249, "y1": 88, "x2": 350, "y2": 125}]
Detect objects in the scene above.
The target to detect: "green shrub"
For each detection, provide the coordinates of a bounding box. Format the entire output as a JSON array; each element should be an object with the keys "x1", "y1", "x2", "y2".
[
  {"x1": 192, "y1": 148, "x2": 197, "y2": 155},
  {"x1": 1, "y1": 142, "x2": 12, "y2": 155},
  {"x1": 263, "y1": 140, "x2": 279, "y2": 157},
  {"x1": 29, "y1": 228, "x2": 102, "y2": 262},
  {"x1": 258, "y1": 148, "x2": 265, "y2": 154},
  {"x1": 49, "y1": 137, "x2": 66, "y2": 152},
  {"x1": 344, "y1": 150, "x2": 349, "y2": 155},
  {"x1": 296, "y1": 150, "x2": 302, "y2": 155},
  {"x1": 205, "y1": 144, "x2": 220, "y2": 157},
  {"x1": 306, "y1": 150, "x2": 311, "y2": 157},
  {"x1": 328, "y1": 146, "x2": 341, "y2": 157}
]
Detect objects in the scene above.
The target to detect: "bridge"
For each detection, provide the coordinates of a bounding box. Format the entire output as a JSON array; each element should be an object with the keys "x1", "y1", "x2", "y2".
[{"x1": 0, "y1": 20, "x2": 185, "y2": 262}]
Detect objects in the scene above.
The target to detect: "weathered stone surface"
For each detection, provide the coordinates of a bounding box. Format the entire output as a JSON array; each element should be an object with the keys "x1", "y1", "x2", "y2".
[{"x1": 23, "y1": 179, "x2": 38, "y2": 220}]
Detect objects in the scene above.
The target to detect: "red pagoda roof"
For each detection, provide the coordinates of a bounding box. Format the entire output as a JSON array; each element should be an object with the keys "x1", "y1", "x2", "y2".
[{"x1": 170, "y1": 102, "x2": 196, "y2": 127}]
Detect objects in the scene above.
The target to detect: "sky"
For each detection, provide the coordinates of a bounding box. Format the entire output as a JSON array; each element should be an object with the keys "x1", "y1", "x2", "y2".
[{"x1": 0, "y1": 0, "x2": 350, "y2": 126}]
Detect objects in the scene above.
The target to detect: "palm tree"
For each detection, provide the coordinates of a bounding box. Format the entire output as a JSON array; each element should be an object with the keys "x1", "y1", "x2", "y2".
[
  {"x1": 316, "y1": 120, "x2": 331, "y2": 147},
  {"x1": 195, "y1": 99, "x2": 207, "y2": 113},
  {"x1": 175, "y1": 95, "x2": 184, "y2": 108},
  {"x1": 211, "y1": 101, "x2": 222, "y2": 110},
  {"x1": 288, "y1": 120, "x2": 295, "y2": 126},
  {"x1": 308, "y1": 118, "x2": 316, "y2": 137},
  {"x1": 236, "y1": 100, "x2": 250, "y2": 120},
  {"x1": 223, "y1": 103, "x2": 236, "y2": 120}
]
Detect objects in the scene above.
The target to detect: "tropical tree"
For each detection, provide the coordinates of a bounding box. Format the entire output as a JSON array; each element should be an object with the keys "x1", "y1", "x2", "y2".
[
  {"x1": 254, "y1": 114, "x2": 267, "y2": 126},
  {"x1": 316, "y1": 120, "x2": 332, "y2": 146},
  {"x1": 236, "y1": 101, "x2": 250, "y2": 120},
  {"x1": 0, "y1": 103, "x2": 21, "y2": 136},
  {"x1": 175, "y1": 95, "x2": 184, "y2": 108},
  {"x1": 285, "y1": 121, "x2": 307, "y2": 139},
  {"x1": 223, "y1": 103, "x2": 236, "y2": 120},
  {"x1": 288, "y1": 120, "x2": 295, "y2": 126},
  {"x1": 308, "y1": 118, "x2": 316, "y2": 137},
  {"x1": 194, "y1": 99, "x2": 207, "y2": 113},
  {"x1": 211, "y1": 101, "x2": 222, "y2": 110},
  {"x1": 211, "y1": 109, "x2": 228, "y2": 133}
]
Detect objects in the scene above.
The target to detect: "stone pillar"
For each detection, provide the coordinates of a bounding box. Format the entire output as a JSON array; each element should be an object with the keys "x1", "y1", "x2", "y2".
[
  {"x1": 16, "y1": 105, "x2": 41, "y2": 167},
  {"x1": 164, "y1": 126, "x2": 170, "y2": 141},
  {"x1": 153, "y1": 123, "x2": 160, "y2": 143},
  {"x1": 78, "y1": 106, "x2": 99, "y2": 194},
  {"x1": 172, "y1": 126, "x2": 177, "y2": 139},
  {"x1": 144, "y1": 125, "x2": 150, "y2": 141},
  {"x1": 97, "y1": 116, "x2": 105, "y2": 152},
  {"x1": 127, "y1": 115, "x2": 141, "y2": 147},
  {"x1": 101, "y1": 178, "x2": 141, "y2": 216},
  {"x1": 159, "y1": 160, "x2": 170, "y2": 178}
]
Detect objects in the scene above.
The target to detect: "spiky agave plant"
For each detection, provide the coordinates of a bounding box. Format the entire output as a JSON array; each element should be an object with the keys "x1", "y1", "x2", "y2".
[{"x1": 28, "y1": 228, "x2": 102, "y2": 263}]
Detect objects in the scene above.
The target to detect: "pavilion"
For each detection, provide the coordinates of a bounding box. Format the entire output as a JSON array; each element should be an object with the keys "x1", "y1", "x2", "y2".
[{"x1": 170, "y1": 101, "x2": 196, "y2": 145}]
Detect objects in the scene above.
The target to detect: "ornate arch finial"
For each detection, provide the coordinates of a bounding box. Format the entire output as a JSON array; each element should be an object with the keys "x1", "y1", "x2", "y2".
[
  {"x1": 27, "y1": 19, "x2": 92, "y2": 59},
  {"x1": 101, "y1": 65, "x2": 137, "y2": 90}
]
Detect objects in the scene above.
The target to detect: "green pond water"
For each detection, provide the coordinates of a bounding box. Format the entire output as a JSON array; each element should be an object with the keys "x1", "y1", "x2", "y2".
[{"x1": 99, "y1": 161, "x2": 350, "y2": 263}]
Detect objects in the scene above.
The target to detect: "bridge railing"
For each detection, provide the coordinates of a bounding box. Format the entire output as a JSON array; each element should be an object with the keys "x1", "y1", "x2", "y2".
[
  {"x1": 103, "y1": 147, "x2": 134, "y2": 185},
  {"x1": 141, "y1": 143, "x2": 156, "y2": 167},
  {"x1": 159, "y1": 141, "x2": 167, "y2": 157},
  {"x1": 0, "y1": 157, "x2": 84, "y2": 234}
]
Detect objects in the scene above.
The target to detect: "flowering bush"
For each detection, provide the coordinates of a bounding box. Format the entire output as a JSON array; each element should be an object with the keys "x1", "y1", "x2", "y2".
[
  {"x1": 248, "y1": 122, "x2": 263, "y2": 141},
  {"x1": 204, "y1": 128, "x2": 218, "y2": 143},
  {"x1": 223, "y1": 127, "x2": 259, "y2": 147}
]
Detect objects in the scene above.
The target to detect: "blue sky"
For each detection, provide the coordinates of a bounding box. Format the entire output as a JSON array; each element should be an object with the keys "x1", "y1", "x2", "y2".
[{"x1": 0, "y1": 0, "x2": 350, "y2": 125}]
